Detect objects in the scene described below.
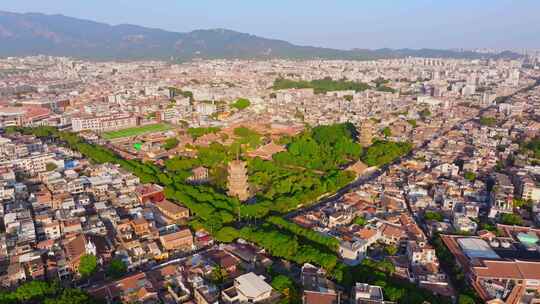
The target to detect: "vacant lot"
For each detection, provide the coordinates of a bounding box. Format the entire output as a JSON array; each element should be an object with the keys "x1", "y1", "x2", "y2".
[{"x1": 103, "y1": 123, "x2": 172, "y2": 139}]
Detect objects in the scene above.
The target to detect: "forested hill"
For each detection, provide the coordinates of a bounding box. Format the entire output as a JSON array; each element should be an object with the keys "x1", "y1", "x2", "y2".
[{"x1": 0, "y1": 10, "x2": 522, "y2": 61}]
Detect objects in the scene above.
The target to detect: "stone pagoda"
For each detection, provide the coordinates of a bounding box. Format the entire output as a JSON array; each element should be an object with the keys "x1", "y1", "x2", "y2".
[
  {"x1": 359, "y1": 120, "x2": 374, "y2": 147},
  {"x1": 227, "y1": 160, "x2": 250, "y2": 202}
]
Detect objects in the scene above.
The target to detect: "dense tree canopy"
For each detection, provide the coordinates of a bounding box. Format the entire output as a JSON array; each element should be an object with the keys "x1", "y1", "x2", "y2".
[
  {"x1": 272, "y1": 77, "x2": 371, "y2": 94},
  {"x1": 233, "y1": 127, "x2": 262, "y2": 148},
  {"x1": 273, "y1": 123, "x2": 361, "y2": 171},
  {"x1": 361, "y1": 140, "x2": 412, "y2": 167},
  {"x1": 44, "y1": 288, "x2": 101, "y2": 304},
  {"x1": 236, "y1": 224, "x2": 339, "y2": 272},
  {"x1": 0, "y1": 280, "x2": 101, "y2": 304},
  {"x1": 267, "y1": 216, "x2": 339, "y2": 252},
  {"x1": 187, "y1": 127, "x2": 221, "y2": 139}
]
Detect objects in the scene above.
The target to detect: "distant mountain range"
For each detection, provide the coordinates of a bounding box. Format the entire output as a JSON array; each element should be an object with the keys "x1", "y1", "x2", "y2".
[{"x1": 0, "y1": 11, "x2": 523, "y2": 61}]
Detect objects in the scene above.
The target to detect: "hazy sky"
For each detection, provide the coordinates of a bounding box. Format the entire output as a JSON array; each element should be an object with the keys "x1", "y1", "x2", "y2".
[{"x1": 2, "y1": 0, "x2": 539, "y2": 49}]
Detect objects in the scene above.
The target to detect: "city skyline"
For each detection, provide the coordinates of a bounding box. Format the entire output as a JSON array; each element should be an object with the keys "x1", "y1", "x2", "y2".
[{"x1": 2, "y1": 0, "x2": 540, "y2": 50}]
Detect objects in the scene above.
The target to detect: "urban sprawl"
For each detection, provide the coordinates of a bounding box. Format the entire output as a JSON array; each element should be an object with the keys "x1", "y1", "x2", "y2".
[{"x1": 0, "y1": 55, "x2": 540, "y2": 304}]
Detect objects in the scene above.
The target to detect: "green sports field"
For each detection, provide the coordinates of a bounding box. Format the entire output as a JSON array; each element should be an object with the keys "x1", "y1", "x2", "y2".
[{"x1": 103, "y1": 123, "x2": 173, "y2": 139}]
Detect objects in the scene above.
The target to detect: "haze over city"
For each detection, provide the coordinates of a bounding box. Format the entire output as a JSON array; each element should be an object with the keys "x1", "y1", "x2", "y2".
[{"x1": 2, "y1": 0, "x2": 540, "y2": 49}]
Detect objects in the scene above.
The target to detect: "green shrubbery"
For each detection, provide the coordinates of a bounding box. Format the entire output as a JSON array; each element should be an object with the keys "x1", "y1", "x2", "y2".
[
  {"x1": 230, "y1": 98, "x2": 251, "y2": 110},
  {"x1": 500, "y1": 213, "x2": 523, "y2": 225},
  {"x1": 479, "y1": 116, "x2": 497, "y2": 127},
  {"x1": 424, "y1": 211, "x2": 444, "y2": 222},
  {"x1": 464, "y1": 171, "x2": 476, "y2": 182}
]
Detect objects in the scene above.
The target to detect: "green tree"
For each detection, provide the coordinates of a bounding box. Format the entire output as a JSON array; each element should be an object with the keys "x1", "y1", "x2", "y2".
[
  {"x1": 162, "y1": 137, "x2": 179, "y2": 150},
  {"x1": 272, "y1": 77, "x2": 371, "y2": 94},
  {"x1": 458, "y1": 294, "x2": 477, "y2": 304},
  {"x1": 464, "y1": 171, "x2": 476, "y2": 182},
  {"x1": 384, "y1": 286, "x2": 405, "y2": 302},
  {"x1": 215, "y1": 227, "x2": 240, "y2": 243},
  {"x1": 353, "y1": 216, "x2": 367, "y2": 226},
  {"x1": 210, "y1": 265, "x2": 228, "y2": 286},
  {"x1": 8, "y1": 280, "x2": 59, "y2": 302},
  {"x1": 384, "y1": 245, "x2": 399, "y2": 256},
  {"x1": 382, "y1": 127, "x2": 392, "y2": 138},
  {"x1": 187, "y1": 127, "x2": 221, "y2": 139},
  {"x1": 106, "y1": 258, "x2": 127, "y2": 279},
  {"x1": 361, "y1": 140, "x2": 412, "y2": 167},
  {"x1": 419, "y1": 108, "x2": 431, "y2": 119},
  {"x1": 513, "y1": 198, "x2": 533, "y2": 209},
  {"x1": 425, "y1": 211, "x2": 444, "y2": 222},
  {"x1": 79, "y1": 254, "x2": 98, "y2": 278},
  {"x1": 234, "y1": 127, "x2": 262, "y2": 148},
  {"x1": 523, "y1": 137, "x2": 540, "y2": 159},
  {"x1": 206, "y1": 214, "x2": 224, "y2": 234},
  {"x1": 500, "y1": 213, "x2": 523, "y2": 226},
  {"x1": 271, "y1": 275, "x2": 300, "y2": 304},
  {"x1": 0, "y1": 280, "x2": 103, "y2": 304},
  {"x1": 231, "y1": 98, "x2": 251, "y2": 110},
  {"x1": 46, "y1": 162, "x2": 58, "y2": 171},
  {"x1": 44, "y1": 288, "x2": 102, "y2": 304}
]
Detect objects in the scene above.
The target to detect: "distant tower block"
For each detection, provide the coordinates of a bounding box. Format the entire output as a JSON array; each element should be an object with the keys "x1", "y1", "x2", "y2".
[
  {"x1": 227, "y1": 160, "x2": 250, "y2": 201},
  {"x1": 359, "y1": 120, "x2": 374, "y2": 147}
]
